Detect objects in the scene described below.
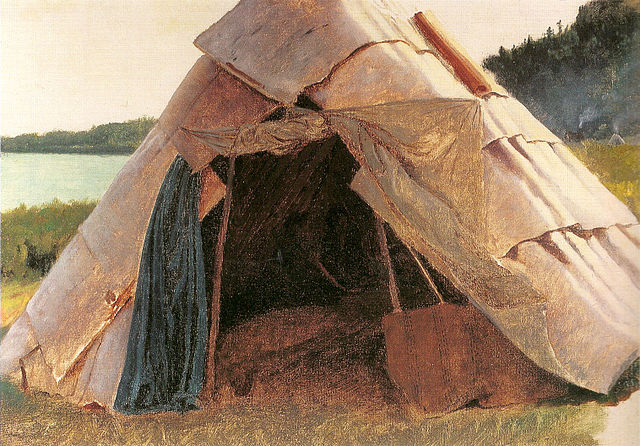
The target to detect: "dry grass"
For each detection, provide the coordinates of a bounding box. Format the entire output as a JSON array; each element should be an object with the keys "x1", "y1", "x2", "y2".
[
  {"x1": 0, "y1": 281, "x2": 40, "y2": 327},
  {"x1": 0, "y1": 380, "x2": 607, "y2": 446}
]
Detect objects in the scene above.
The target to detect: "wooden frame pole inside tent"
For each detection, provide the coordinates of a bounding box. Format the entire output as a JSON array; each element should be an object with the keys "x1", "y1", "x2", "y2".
[
  {"x1": 203, "y1": 155, "x2": 236, "y2": 400},
  {"x1": 376, "y1": 216, "x2": 444, "y2": 309},
  {"x1": 375, "y1": 216, "x2": 402, "y2": 313},
  {"x1": 407, "y1": 246, "x2": 445, "y2": 304}
]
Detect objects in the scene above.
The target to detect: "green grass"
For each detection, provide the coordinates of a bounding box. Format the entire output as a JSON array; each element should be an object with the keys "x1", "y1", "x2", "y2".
[
  {"x1": 1, "y1": 199, "x2": 96, "y2": 327},
  {"x1": 568, "y1": 141, "x2": 640, "y2": 218},
  {"x1": 0, "y1": 281, "x2": 41, "y2": 327},
  {"x1": 1, "y1": 199, "x2": 97, "y2": 281}
]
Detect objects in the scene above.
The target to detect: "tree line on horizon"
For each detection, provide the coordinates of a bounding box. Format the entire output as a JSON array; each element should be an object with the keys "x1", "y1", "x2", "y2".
[
  {"x1": 483, "y1": 0, "x2": 639, "y2": 140},
  {"x1": 1, "y1": 117, "x2": 157, "y2": 155},
  {"x1": 3, "y1": 0, "x2": 639, "y2": 153}
]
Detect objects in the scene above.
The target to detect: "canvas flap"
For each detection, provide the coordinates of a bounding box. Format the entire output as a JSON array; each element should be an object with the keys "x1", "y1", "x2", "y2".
[
  {"x1": 327, "y1": 99, "x2": 484, "y2": 231},
  {"x1": 194, "y1": 0, "x2": 429, "y2": 103},
  {"x1": 185, "y1": 99, "x2": 484, "y2": 230},
  {"x1": 185, "y1": 108, "x2": 331, "y2": 158},
  {"x1": 181, "y1": 98, "x2": 640, "y2": 392}
]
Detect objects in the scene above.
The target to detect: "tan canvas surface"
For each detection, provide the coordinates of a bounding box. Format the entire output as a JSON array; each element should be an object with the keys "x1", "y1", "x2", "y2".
[
  {"x1": 186, "y1": 97, "x2": 639, "y2": 392},
  {"x1": 3, "y1": 0, "x2": 639, "y2": 408},
  {"x1": 2, "y1": 55, "x2": 275, "y2": 392}
]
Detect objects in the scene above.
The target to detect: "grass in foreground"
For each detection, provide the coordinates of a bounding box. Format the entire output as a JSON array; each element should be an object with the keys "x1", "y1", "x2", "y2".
[{"x1": 0, "y1": 380, "x2": 607, "y2": 446}]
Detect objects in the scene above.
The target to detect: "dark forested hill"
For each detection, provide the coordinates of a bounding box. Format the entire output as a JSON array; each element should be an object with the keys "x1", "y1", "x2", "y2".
[
  {"x1": 483, "y1": 0, "x2": 639, "y2": 139},
  {"x1": 1, "y1": 117, "x2": 157, "y2": 154}
]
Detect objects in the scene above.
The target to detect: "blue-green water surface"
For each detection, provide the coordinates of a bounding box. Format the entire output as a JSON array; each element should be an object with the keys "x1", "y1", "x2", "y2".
[{"x1": 1, "y1": 152, "x2": 130, "y2": 211}]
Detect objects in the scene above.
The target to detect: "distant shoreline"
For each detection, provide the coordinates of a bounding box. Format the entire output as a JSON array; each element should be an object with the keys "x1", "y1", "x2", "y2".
[
  {"x1": 1, "y1": 117, "x2": 156, "y2": 156},
  {"x1": 2, "y1": 146, "x2": 135, "y2": 155}
]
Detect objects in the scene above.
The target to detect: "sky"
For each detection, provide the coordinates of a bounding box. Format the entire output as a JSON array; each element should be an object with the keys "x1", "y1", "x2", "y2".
[{"x1": 1, "y1": 0, "x2": 587, "y2": 137}]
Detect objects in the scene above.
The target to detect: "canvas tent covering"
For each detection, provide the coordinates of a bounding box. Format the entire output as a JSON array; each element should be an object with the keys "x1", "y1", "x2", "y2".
[{"x1": 1, "y1": 0, "x2": 639, "y2": 412}]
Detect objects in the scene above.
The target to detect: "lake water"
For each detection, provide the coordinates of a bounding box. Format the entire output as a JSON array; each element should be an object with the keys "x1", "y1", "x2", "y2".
[{"x1": 1, "y1": 152, "x2": 130, "y2": 211}]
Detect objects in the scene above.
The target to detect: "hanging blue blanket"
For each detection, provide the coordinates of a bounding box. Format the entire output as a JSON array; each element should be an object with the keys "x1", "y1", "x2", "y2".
[{"x1": 114, "y1": 155, "x2": 209, "y2": 414}]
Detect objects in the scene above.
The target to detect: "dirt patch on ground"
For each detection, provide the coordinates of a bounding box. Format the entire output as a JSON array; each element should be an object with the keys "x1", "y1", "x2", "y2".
[{"x1": 212, "y1": 295, "x2": 406, "y2": 413}]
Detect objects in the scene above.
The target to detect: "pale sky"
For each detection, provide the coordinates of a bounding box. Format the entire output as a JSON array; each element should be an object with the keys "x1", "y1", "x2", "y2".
[{"x1": 1, "y1": 0, "x2": 587, "y2": 136}]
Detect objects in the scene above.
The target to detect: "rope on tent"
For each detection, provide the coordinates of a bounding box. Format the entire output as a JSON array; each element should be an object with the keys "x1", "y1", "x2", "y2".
[
  {"x1": 375, "y1": 216, "x2": 401, "y2": 313},
  {"x1": 407, "y1": 245, "x2": 445, "y2": 304},
  {"x1": 203, "y1": 155, "x2": 237, "y2": 400}
]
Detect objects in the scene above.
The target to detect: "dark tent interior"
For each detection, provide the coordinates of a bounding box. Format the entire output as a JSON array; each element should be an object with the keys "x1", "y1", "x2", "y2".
[{"x1": 201, "y1": 133, "x2": 467, "y2": 334}]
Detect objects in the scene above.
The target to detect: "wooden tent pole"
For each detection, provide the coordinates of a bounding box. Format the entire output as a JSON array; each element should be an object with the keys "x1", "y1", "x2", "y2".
[
  {"x1": 375, "y1": 216, "x2": 402, "y2": 313},
  {"x1": 203, "y1": 155, "x2": 236, "y2": 400},
  {"x1": 407, "y1": 246, "x2": 445, "y2": 304}
]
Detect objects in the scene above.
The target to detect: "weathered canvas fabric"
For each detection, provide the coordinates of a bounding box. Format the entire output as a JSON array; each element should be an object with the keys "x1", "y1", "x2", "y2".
[
  {"x1": 1, "y1": 0, "x2": 638, "y2": 411},
  {"x1": 185, "y1": 97, "x2": 640, "y2": 393},
  {"x1": 0, "y1": 56, "x2": 268, "y2": 407}
]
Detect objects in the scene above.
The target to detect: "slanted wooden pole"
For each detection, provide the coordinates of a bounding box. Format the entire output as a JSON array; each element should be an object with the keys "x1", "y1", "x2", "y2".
[
  {"x1": 412, "y1": 11, "x2": 492, "y2": 97},
  {"x1": 375, "y1": 216, "x2": 402, "y2": 313},
  {"x1": 407, "y1": 246, "x2": 445, "y2": 304},
  {"x1": 203, "y1": 155, "x2": 236, "y2": 400}
]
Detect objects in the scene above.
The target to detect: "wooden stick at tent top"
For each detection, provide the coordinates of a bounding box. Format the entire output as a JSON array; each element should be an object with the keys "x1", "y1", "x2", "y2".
[
  {"x1": 412, "y1": 11, "x2": 492, "y2": 97},
  {"x1": 407, "y1": 246, "x2": 445, "y2": 304},
  {"x1": 203, "y1": 155, "x2": 236, "y2": 400},
  {"x1": 375, "y1": 216, "x2": 402, "y2": 313}
]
